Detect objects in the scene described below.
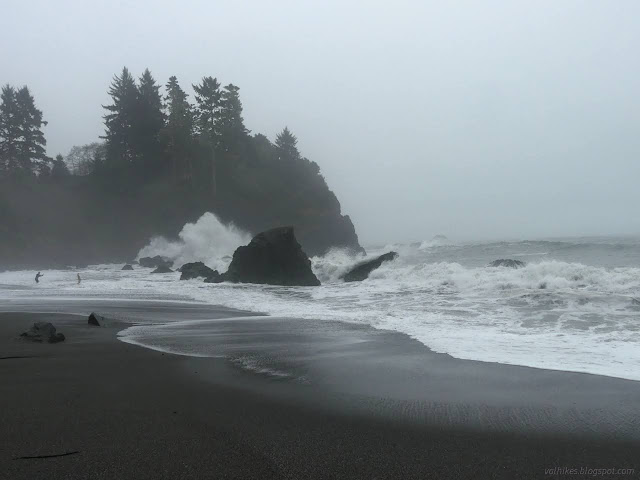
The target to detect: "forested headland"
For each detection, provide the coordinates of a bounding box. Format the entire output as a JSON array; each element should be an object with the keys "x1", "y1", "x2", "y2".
[{"x1": 0, "y1": 68, "x2": 361, "y2": 268}]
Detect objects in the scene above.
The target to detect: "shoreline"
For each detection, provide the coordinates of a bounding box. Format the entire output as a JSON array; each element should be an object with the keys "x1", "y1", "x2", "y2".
[
  {"x1": 5, "y1": 301, "x2": 640, "y2": 433},
  {"x1": 122, "y1": 314, "x2": 640, "y2": 385},
  {"x1": 2, "y1": 255, "x2": 639, "y2": 383},
  {"x1": 1, "y1": 304, "x2": 640, "y2": 478}
]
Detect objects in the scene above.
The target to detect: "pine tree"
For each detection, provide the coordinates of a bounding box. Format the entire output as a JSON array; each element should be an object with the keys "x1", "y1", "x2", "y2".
[
  {"x1": 51, "y1": 153, "x2": 70, "y2": 179},
  {"x1": 103, "y1": 67, "x2": 138, "y2": 170},
  {"x1": 219, "y1": 83, "x2": 248, "y2": 151},
  {"x1": 161, "y1": 76, "x2": 194, "y2": 181},
  {"x1": 134, "y1": 68, "x2": 165, "y2": 177},
  {"x1": 193, "y1": 76, "x2": 222, "y2": 144},
  {"x1": 275, "y1": 127, "x2": 300, "y2": 161},
  {"x1": 15, "y1": 86, "x2": 50, "y2": 175},
  {"x1": 0, "y1": 85, "x2": 20, "y2": 175},
  {"x1": 193, "y1": 76, "x2": 222, "y2": 196}
]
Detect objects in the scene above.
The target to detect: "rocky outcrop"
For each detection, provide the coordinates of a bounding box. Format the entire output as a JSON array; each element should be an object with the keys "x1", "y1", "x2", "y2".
[
  {"x1": 152, "y1": 265, "x2": 173, "y2": 273},
  {"x1": 139, "y1": 256, "x2": 173, "y2": 269},
  {"x1": 122, "y1": 264, "x2": 134, "y2": 271},
  {"x1": 221, "y1": 227, "x2": 320, "y2": 286},
  {"x1": 340, "y1": 252, "x2": 398, "y2": 282},
  {"x1": 204, "y1": 272, "x2": 224, "y2": 283},
  {"x1": 20, "y1": 322, "x2": 65, "y2": 343},
  {"x1": 180, "y1": 262, "x2": 217, "y2": 280},
  {"x1": 489, "y1": 259, "x2": 526, "y2": 269},
  {"x1": 88, "y1": 312, "x2": 103, "y2": 326}
]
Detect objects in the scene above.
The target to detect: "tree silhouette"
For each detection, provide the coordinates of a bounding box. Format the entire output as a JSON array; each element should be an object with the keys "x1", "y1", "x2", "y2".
[
  {"x1": 103, "y1": 67, "x2": 138, "y2": 174},
  {"x1": 161, "y1": 76, "x2": 194, "y2": 182},
  {"x1": 275, "y1": 127, "x2": 300, "y2": 162}
]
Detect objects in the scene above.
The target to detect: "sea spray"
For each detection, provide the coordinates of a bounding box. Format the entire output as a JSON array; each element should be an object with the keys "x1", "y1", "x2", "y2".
[
  {"x1": 137, "y1": 212, "x2": 251, "y2": 271},
  {"x1": 310, "y1": 248, "x2": 367, "y2": 283}
]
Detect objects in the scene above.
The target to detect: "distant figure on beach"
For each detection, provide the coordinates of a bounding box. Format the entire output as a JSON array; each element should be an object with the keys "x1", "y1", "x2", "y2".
[
  {"x1": 77, "y1": 273, "x2": 82, "y2": 284},
  {"x1": 35, "y1": 272, "x2": 43, "y2": 283}
]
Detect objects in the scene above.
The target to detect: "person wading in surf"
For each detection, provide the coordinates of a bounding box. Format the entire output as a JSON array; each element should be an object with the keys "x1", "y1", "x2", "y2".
[
  {"x1": 35, "y1": 272, "x2": 44, "y2": 283},
  {"x1": 77, "y1": 273, "x2": 82, "y2": 284}
]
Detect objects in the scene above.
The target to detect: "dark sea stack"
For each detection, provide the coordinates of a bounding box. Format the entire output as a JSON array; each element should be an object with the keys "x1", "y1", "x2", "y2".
[
  {"x1": 224, "y1": 227, "x2": 320, "y2": 286},
  {"x1": 341, "y1": 252, "x2": 398, "y2": 282},
  {"x1": 20, "y1": 322, "x2": 64, "y2": 343},
  {"x1": 139, "y1": 256, "x2": 173, "y2": 268},
  {"x1": 122, "y1": 264, "x2": 134, "y2": 271},
  {"x1": 152, "y1": 265, "x2": 173, "y2": 274},
  {"x1": 489, "y1": 259, "x2": 526, "y2": 269},
  {"x1": 180, "y1": 262, "x2": 217, "y2": 280},
  {"x1": 88, "y1": 312, "x2": 103, "y2": 326}
]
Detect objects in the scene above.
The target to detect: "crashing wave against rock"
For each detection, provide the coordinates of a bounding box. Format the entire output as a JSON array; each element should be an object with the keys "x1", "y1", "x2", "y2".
[{"x1": 341, "y1": 251, "x2": 398, "y2": 282}]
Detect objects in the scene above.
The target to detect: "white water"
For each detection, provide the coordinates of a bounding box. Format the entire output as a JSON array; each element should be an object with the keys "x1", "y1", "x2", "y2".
[
  {"x1": 1, "y1": 213, "x2": 639, "y2": 381},
  {"x1": 137, "y1": 212, "x2": 251, "y2": 272}
]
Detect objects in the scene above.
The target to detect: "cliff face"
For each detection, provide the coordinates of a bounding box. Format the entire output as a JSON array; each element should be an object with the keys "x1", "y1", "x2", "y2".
[
  {"x1": 0, "y1": 152, "x2": 361, "y2": 269},
  {"x1": 211, "y1": 152, "x2": 361, "y2": 257}
]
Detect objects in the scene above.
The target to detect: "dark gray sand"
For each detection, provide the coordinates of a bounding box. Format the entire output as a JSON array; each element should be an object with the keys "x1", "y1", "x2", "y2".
[{"x1": 1, "y1": 309, "x2": 639, "y2": 479}]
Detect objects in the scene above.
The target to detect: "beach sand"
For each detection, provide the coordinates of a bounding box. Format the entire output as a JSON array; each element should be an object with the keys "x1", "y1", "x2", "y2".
[{"x1": 1, "y1": 307, "x2": 638, "y2": 479}]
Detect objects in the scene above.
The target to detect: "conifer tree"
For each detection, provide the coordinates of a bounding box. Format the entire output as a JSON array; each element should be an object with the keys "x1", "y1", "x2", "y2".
[
  {"x1": 193, "y1": 76, "x2": 222, "y2": 144},
  {"x1": 193, "y1": 76, "x2": 222, "y2": 196},
  {"x1": 219, "y1": 84, "x2": 248, "y2": 151},
  {"x1": 103, "y1": 67, "x2": 138, "y2": 170},
  {"x1": 0, "y1": 85, "x2": 19, "y2": 175},
  {"x1": 15, "y1": 86, "x2": 50, "y2": 175},
  {"x1": 51, "y1": 153, "x2": 70, "y2": 179},
  {"x1": 161, "y1": 76, "x2": 194, "y2": 181},
  {"x1": 134, "y1": 68, "x2": 164, "y2": 176},
  {"x1": 275, "y1": 127, "x2": 300, "y2": 162}
]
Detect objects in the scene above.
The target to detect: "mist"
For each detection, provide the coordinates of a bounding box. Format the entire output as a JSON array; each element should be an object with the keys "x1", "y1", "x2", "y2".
[{"x1": 3, "y1": 0, "x2": 640, "y2": 244}]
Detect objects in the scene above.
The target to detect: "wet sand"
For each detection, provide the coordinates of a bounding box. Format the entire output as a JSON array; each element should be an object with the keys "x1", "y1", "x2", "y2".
[{"x1": 1, "y1": 308, "x2": 639, "y2": 479}]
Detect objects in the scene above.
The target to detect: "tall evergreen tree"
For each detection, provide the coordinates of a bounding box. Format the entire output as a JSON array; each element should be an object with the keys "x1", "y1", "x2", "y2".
[
  {"x1": 275, "y1": 127, "x2": 300, "y2": 162},
  {"x1": 15, "y1": 86, "x2": 50, "y2": 175},
  {"x1": 193, "y1": 76, "x2": 222, "y2": 144},
  {"x1": 161, "y1": 76, "x2": 194, "y2": 181},
  {"x1": 0, "y1": 85, "x2": 20, "y2": 175},
  {"x1": 193, "y1": 76, "x2": 222, "y2": 196},
  {"x1": 134, "y1": 68, "x2": 164, "y2": 176},
  {"x1": 102, "y1": 67, "x2": 138, "y2": 171},
  {"x1": 219, "y1": 83, "x2": 248, "y2": 151}
]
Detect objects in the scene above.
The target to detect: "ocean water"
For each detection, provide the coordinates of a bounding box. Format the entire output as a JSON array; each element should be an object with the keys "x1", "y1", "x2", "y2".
[{"x1": 1, "y1": 214, "x2": 639, "y2": 381}]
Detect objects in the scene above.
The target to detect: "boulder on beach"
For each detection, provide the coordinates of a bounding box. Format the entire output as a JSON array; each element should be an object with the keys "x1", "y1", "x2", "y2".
[
  {"x1": 489, "y1": 259, "x2": 526, "y2": 269},
  {"x1": 20, "y1": 322, "x2": 65, "y2": 343},
  {"x1": 88, "y1": 312, "x2": 103, "y2": 326},
  {"x1": 222, "y1": 226, "x2": 320, "y2": 286},
  {"x1": 49, "y1": 332, "x2": 65, "y2": 343},
  {"x1": 122, "y1": 264, "x2": 134, "y2": 271},
  {"x1": 180, "y1": 262, "x2": 217, "y2": 280},
  {"x1": 152, "y1": 265, "x2": 173, "y2": 274},
  {"x1": 340, "y1": 251, "x2": 398, "y2": 282},
  {"x1": 139, "y1": 256, "x2": 173, "y2": 269}
]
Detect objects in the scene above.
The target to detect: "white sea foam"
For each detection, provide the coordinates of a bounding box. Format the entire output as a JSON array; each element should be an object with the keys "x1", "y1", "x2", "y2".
[{"x1": 137, "y1": 212, "x2": 251, "y2": 271}]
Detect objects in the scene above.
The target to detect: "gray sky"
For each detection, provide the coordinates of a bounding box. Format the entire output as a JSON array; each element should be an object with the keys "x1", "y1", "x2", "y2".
[{"x1": 3, "y1": 0, "x2": 640, "y2": 245}]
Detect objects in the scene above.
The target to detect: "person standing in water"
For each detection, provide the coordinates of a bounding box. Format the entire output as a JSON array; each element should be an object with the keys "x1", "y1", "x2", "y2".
[
  {"x1": 35, "y1": 272, "x2": 43, "y2": 283},
  {"x1": 77, "y1": 273, "x2": 81, "y2": 284}
]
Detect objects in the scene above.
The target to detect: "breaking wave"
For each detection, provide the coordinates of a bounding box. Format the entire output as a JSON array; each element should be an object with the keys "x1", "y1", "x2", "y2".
[{"x1": 136, "y1": 212, "x2": 251, "y2": 271}]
